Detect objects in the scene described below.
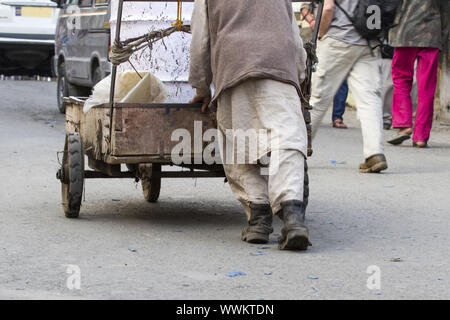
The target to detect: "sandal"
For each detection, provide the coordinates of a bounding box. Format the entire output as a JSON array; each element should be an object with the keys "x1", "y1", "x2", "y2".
[
  {"x1": 387, "y1": 128, "x2": 412, "y2": 145},
  {"x1": 332, "y1": 119, "x2": 348, "y2": 129}
]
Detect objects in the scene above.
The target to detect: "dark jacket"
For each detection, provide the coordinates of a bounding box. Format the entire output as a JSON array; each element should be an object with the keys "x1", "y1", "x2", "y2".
[
  {"x1": 389, "y1": 0, "x2": 445, "y2": 50},
  {"x1": 206, "y1": 0, "x2": 301, "y2": 102}
]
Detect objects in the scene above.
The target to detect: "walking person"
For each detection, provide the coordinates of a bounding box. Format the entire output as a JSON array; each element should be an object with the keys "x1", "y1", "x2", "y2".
[
  {"x1": 387, "y1": 0, "x2": 445, "y2": 148},
  {"x1": 332, "y1": 80, "x2": 349, "y2": 129},
  {"x1": 299, "y1": 2, "x2": 348, "y2": 129},
  {"x1": 308, "y1": 0, "x2": 388, "y2": 173},
  {"x1": 189, "y1": 0, "x2": 310, "y2": 250},
  {"x1": 381, "y1": 45, "x2": 395, "y2": 130}
]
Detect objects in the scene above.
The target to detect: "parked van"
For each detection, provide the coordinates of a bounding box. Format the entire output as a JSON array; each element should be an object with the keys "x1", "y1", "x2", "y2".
[
  {"x1": 0, "y1": 0, "x2": 58, "y2": 76},
  {"x1": 52, "y1": 0, "x2": 111, "y2": 113}
]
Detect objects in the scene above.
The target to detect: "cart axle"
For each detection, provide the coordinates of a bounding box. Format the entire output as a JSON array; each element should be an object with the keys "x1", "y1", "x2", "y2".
[{"x1": 83, "y1": 170, "x2": 225, "y2": 179}]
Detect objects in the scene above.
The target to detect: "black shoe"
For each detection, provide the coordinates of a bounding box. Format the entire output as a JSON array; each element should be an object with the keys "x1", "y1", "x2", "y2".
[
  {"x1": 277, "y1": 200, "x2": 309, "y2": 251},
  {"x1": 241, "y1": 203, "x2": 273, "y2": 244},
  {"x1": 387, "y1": 130, "x2": 412, "y2": 145}
]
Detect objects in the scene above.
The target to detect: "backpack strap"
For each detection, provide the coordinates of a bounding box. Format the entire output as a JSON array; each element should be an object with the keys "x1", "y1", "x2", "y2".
[
  {"x1": 334, "y1": 0, "x2": 353, "y2": 23},
  {"x1": 334, "y1": 0, "x2": 381, "y2": 56}
]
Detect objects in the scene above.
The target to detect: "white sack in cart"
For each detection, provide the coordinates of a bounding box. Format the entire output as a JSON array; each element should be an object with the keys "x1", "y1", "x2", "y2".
[{"x1": 83, "y1": 70, "x2": 167, "y2": 113}]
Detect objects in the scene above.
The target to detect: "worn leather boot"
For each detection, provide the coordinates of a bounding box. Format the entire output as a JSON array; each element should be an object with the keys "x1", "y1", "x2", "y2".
[
  {"x1": 241, "y1": 203, "x2": 273, "y2": 244},
  {"x1": 359, "y1": 154, "x2": 388, "y2": 173},
  {"x1": 277, "y1": 200, "x2": 309, "y2": 251}
]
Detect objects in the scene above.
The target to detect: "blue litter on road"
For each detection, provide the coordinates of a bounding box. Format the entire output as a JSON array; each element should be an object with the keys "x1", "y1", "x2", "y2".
[
  {"x1": 250, "y1": 251, "x2": 267, "y2": 256},
  {"x1": 226, "y1": 271, "x2": 246, "y2": 277},
  {"x1": 330, "y1": 160, "x2": 347, "y2": 165},
  {"x1": 308, "y1": 276, "x2": 319, "y2": 280}
]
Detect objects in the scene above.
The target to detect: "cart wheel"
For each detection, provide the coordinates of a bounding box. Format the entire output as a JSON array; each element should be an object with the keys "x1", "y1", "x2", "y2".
[
  {"x1": 141, "y1": 164, "x2": 161, "y2": 203},
  {"x1": 303, "y1": 159, "x2": 309, "y2": 210},
  {"x1": 59, "y1": 132, "x2": 84, "y2": 218}
]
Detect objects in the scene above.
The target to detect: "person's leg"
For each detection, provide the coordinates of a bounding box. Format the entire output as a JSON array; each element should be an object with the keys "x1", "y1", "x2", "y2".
[
  {"x1": 268, "y1": 149, "x2": 305, "y2": 215},
  {"x1": 412, "y1": 48, "x2": 440, "y2": 144},
  {"x1": 332, "y1": 80, "x2": 349, "y2": 122},
  {"x1": 391, "y1": 47, "x2": 418, "y2": 131},
  {"x1": 246, "y1": 79, "x2": 307, "y2": 214},
  {"x1": 310, "y1": 37, "x2": 356, "y2": 138},
  {"x1": 268, "y1": 149, "x2": 309, "y2": 250},
  {"x1": 381, "y1": 58, "x2": 393, "y2": 128},
  {"x1": 250, "y1": 79, "x2": 309, "y2": 250},
  {"x1": 346, "y1": 46, "x2": 386, "y2": 163},
  {"x1": 217, "y1": 87, "x2": 270, "y2": 219}
]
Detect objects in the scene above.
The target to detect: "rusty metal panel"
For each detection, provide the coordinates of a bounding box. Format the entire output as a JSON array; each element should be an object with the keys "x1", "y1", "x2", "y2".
[{"x1": 111, "y1": 106, "x2": 216, "y2": 157}]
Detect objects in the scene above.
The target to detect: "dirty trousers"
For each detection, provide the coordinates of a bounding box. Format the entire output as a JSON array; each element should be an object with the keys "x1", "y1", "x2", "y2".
[
  {"x1": 216, "y1": 79, "x2": 308, "y2": 217},
  {"x1": 310, "y1": 36, "x2": 385, "y2": 159},
  {"x1": 392, "y1": 47, "x2": 439, "y2": 142}
]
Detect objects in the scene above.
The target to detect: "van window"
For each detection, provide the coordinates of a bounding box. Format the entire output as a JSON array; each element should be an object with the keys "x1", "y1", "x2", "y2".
[
  {"x1": 95, "y1": 0, "x2": 109, "y2": 6},
  {"x1": 79, "y1": 0, "x2": 93, "y2": 7}
]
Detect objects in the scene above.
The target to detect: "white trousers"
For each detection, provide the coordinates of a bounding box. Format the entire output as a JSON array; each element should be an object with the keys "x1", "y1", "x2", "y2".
[
  {"x1": 310, "y1": 36, "x2": 385, "y2": 159},
  {"x1": 217, "y1": 79, "x2": 307, "y2": 217}
]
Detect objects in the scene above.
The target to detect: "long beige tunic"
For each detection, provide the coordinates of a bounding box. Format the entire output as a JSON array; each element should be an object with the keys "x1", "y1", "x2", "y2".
[{"x1": 189, "y1": 0, "x2": 309, "y2": 215}]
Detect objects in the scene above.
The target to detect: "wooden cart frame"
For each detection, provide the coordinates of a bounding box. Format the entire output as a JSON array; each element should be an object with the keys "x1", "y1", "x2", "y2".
[{"x1": 57, "y1": 0, "x2": 324, "y2": 218}]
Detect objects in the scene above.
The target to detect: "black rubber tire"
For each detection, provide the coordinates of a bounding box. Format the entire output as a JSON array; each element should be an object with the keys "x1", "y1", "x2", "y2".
[
  {"x1": 50, "y1": 56, "x2": 56, "y2": 78},
  {"x1": 141, "y1": 164, "x2": 161, "y2": 203},
  {"x1": 57, "y1": 63, "x2": 91, "y2": 113},
  {"x1": 57, "y1": 62, "x2": 69, "y2": 114},
  {"x1": 61, "y1": 133, "x2": 84, "y2": 218},
  {"x1": 92, "y1": 65, "x2": 102, "y2": 86}
]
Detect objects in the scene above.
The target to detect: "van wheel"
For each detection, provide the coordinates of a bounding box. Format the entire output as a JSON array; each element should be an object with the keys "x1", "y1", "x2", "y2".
[
  {"x1": 57, "y1": 62, "x2": 69, "y2": 114},
  {"x1": 92, "y1": 65, "x2": 102, "y2": 87},
  {"x1": 50, "y1": 56, "x2": 56, "y2": 78}
]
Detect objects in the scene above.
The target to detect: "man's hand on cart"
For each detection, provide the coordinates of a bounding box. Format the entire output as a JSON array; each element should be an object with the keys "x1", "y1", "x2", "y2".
[{"x1": 190, "y1": 94, "x2": 211, "y2": 113}]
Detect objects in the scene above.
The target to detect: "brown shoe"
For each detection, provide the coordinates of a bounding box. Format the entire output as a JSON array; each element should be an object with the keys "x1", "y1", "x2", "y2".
[
  {"x1": 333, "y1": 119, "x2": 348, "y2": 129},
  {"x1": 413, "y1": 141, "x2": 428, "y2": 148},
  {"x1": 359, "y1": 154, "x2": 388, "y2": 173}
]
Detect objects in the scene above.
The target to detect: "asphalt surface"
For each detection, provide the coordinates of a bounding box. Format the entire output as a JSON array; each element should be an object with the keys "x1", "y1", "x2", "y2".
[{"x1": 0, "y1": 79, "x2": 449, "y2": 300}]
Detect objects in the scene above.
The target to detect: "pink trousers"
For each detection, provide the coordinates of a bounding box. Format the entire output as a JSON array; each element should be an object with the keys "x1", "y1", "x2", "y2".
[{"x1": 392, "y1": 47, "x2": 439, "y2": 142}]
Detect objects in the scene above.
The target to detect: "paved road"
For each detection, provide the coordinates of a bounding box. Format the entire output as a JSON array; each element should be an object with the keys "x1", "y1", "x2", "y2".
[{"x1": 0, "y1": 79, "x2": 449, "y2": 300}]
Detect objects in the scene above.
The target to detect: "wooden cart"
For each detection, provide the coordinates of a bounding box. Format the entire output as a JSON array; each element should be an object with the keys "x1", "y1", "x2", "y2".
[
  {"x1": 56, "y1": 0, "x2": 323, "y2": 218},
  {"x1": 57, "y1": 97, "x2": 225, "y2": 218}
]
